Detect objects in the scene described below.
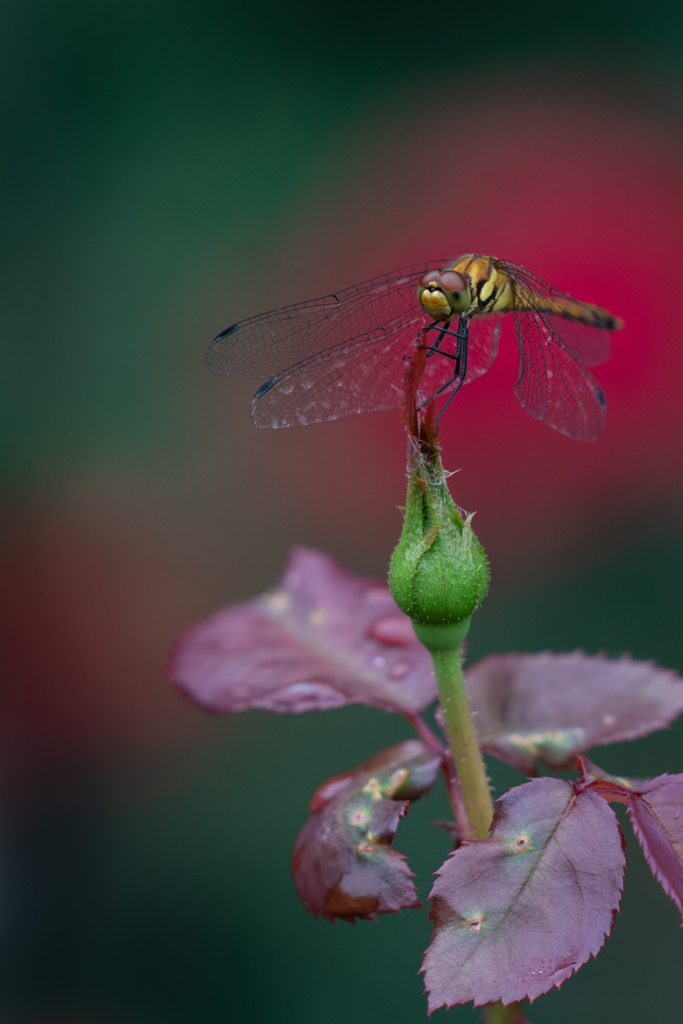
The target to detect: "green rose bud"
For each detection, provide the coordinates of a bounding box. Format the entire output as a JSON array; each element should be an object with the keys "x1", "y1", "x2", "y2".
[{"x1": 388, "y1": 440, "x2": 489, "y2": 624}]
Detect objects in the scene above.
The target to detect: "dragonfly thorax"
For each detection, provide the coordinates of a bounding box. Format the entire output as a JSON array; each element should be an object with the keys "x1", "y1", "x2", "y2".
[{"x1": 448, "y1": 255, "x2": 514, "y2": 316}]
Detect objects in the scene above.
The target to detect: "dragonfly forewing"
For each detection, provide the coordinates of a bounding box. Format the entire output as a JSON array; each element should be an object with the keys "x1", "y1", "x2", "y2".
[
  {"x1": 250, "y1": 322, "x2": 422, "y2": 428},
  {"x1": 207, "y1": 263, "x2": 447, "y2": 380}
]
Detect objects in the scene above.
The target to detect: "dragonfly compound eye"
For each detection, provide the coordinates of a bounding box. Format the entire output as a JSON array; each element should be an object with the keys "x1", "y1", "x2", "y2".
[
  {"x1": 435, "y1": 270, "x2": 470, "y2": 315},
  {"x1": 438, "y1": 271, "x2": 466, "y2": 293},
  {"x1": 419, "y1": 269, "x2": 444, "y2": 289}
]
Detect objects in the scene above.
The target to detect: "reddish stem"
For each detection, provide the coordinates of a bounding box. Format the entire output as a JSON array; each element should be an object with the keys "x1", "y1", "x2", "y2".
[
  {"x1": 406, "y1": 710, "x2": 443, "y2": 753},
  {"x1": 442, "y1": 748, "x2": 471, "y2": 842},
  {"x1": 406, "y1": 712, "x2": 470, "y2": 840},
  {"x1": 399, "y1": 331, "x2": 438, "y2": 445}
]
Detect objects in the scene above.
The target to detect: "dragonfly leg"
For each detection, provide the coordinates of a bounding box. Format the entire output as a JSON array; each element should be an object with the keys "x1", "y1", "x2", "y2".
[
  {"x1": 435, "y1": 326, "x2": 469, "y2": 429},
  {"x1": 418, "y1": 320, "x2": 452, "y2": 358},
  {"x1": 418, "y1": 317, "x2": 472, "y2": 359},
  {"x1": 415, "y1": 319, "x2": 470, "y2": 429}
]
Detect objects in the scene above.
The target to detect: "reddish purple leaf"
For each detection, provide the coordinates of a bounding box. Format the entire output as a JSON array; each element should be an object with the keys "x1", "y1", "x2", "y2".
[
  {"x1": 627, "y1": 774, "x2": 683, "y2": 920},
  {"x1": 465, "y1": 652, "x2": 683, "y2": 772},
  {"x1": 170, "y1": 546, "x2": 436, "y2": 715},
  {"x1": 422, "y1": 777, "x2": 625, "y2": 1009},
  {"x1": 577, "y1": 758, "x2": 683, "y2": 921},
  {"x1": 292, "y1": 740, "x2": 442, "y2": 922},
  {"x1": 575, "y1": 755, "x2": 643, "y2": 797}
]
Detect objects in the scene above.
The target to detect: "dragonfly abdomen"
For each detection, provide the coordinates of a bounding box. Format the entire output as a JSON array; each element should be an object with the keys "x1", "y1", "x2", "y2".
[
  {"x1": 514, "y1": 295, "x2": 622, "y2": 331},
  {"x1": 449, "y1": 255, "x2": 622, "y2": 331}
]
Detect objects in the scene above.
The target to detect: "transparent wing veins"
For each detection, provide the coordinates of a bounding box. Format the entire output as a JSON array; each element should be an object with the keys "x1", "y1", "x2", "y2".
[{"x1": 207, "y1": 260, "x2": 451, "y2": 379}]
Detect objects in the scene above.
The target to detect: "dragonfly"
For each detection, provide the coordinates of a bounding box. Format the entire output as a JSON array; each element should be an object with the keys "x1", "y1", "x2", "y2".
[{"x1": 206, "y1": 254, "x2": 622, "y2": 441}]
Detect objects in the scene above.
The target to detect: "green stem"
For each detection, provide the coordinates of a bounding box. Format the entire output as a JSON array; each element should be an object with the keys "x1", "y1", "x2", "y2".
[
  {"x1": 412, "y1": 617, "x2": 494, "y2": 840},
  {"x1": 413, "y1": 620, "x2": 526, "y2": 1024},
  {"x1": 481, "y1": 1001, "x2": 530, "y2": 1023}
]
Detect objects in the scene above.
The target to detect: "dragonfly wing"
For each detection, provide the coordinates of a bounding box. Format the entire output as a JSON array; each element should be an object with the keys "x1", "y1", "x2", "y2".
[
  {"x1": 207, "y1": 262, "x2": 448, "y2": 379},
  {"x1": 513, "y1": 309, "x2": 606, "y2": 441},
  {"x1": 465, "y1": 313, "x2": 503, "y2": 381},
  {"x1": 498, "y1": 259, "x2": 613, "y2": 365},
  {"x1": 250, "y1": 317, "x2": 430, "y2": 428},
  {"x1": 532, "y1": 315, "x2": 611, "y2": 366}
]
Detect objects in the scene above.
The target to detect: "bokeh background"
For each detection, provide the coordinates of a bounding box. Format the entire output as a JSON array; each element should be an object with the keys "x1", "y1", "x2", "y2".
[{"x1": 2, "y1": 1, "x2": 683, "y2": 1021}]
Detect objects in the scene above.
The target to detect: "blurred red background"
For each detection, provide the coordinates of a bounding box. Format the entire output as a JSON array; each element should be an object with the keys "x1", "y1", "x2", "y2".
[
  {"x1": 3, "y1": 78, "x2": 683, "y2": 755},
  {"x1": 3, "y1": 43, "x2": 683, "y2": 1021}
]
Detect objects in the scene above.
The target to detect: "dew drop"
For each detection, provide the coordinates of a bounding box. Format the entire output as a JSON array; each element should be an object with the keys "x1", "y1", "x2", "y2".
[
  {"x1": 390, "y1": 661, "x2": 410, "y2": 679},
  {"x1": 369, "y1": 614, "x2": 414, "y2": 646},
  {"x1": 264, "y1": 590, "x2": 290, "y2": 612}
]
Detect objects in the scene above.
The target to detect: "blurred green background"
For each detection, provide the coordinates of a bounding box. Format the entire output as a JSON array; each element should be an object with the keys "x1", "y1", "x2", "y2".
[{"x1": 2, "y1": 1, "x2": 683, "y2": 1021}]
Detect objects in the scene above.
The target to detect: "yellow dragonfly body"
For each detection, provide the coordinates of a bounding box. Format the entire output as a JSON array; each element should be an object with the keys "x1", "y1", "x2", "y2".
[{"x1": 419, "y1": 254, "x2": 621, "y2": 331}]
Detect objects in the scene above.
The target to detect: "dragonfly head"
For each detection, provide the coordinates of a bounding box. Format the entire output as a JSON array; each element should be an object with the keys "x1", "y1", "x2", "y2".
[{"x1": 417, "y1": 269, "x2": 471, "y2": 321}]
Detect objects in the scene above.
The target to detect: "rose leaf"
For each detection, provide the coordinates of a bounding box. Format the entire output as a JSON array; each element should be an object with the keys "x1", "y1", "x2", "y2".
[
  {"x1": 465, "y1": 652, "x2": 683, "y2": 772},
  {"x1": 422, "y1": 776, "x2": 625, "y2": 1009},
  {"x1": 627, "y1": 773, "x2": 683, "y2": 920},
  {"x1": 170, "y1": 546, "x2": 436, "y2": 715},
  {"x1": 292, "y1": 739, "x2": 442, "y2": 922}
]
